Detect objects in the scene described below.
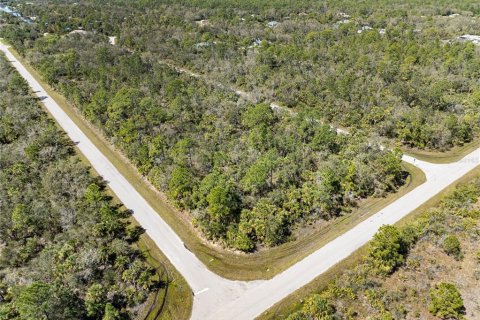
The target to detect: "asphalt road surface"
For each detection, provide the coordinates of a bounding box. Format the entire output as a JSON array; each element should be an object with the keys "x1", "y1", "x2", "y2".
[{"x1": 2, "y1": 42, "x2": 480, "y2": 319}]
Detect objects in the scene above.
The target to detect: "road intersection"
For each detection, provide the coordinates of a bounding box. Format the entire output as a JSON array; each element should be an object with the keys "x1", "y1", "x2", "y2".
[{"x1": 2, "y1": 42, "x2": 479, "y2": 319}]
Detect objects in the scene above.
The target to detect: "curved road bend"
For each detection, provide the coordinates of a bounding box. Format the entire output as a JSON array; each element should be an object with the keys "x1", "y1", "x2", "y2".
[{"x1": 2, "y1": 43, "x2": 480, "y2": 319}]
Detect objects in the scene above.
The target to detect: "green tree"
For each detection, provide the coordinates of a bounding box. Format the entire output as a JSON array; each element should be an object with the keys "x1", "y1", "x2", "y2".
[
  {"x1": 62, "y1": 49, "x2": 78, "y2": 77},
  {"x1": 11, "y1": 204, "x2": 30, "y2": 233},
  {"x1": 148, "y1": 134, "x2": 167, "y2": 164},
  {"x1": 15, "y1": 282, "x2": 80, "y2": 320},
  {"x1": 310, "y1": 124, "x2": 338, "y2": 153},
  {"x1": 171, "y1": 138, "x2": 194, "y2": 167},
  {"x1": 226, "y1": 218, "x2": 255, "y2": 252},
  {"x1": 240, "y1": 150, "x2": 277, "y2": 195},
  {"x1": 300, "y1": 167, "x2": 342, "y2": 218},
  {"x1": 241, "y1": 103, "x2": 276, "y2": 151},
  {"x1": 250, "y1": 199, "x2": 290, "y2": 246},
  {"x1": 85, "y1": 284, "x2": 106, "y2": 318},
  {"x1": 16, "y1": 282, "x2": 54, "y2": 320},
  {"x1": 103, "y1": 303, "x2": 120, "y2": 320},
  {"x1": 95, "y1": 204, "x2": 127, "y2": 239},
  {"x1": 7, "y1": 73, "x2": 29, "y2": 95},
  {"x1": 202, "y1": 180, "x2": 239, "y2": 238},
  {"x1": 168, "y1": 166, "x2": 194, "y2": 208},
  {"x1": 378, "y1": 149, "x2": 403, "y2": 190},
  {"x1": 84, "y1": 88, "x2": 109, "y2": 123},
  {"x1": 84, "y1": 183, "x2": 104, "y2": 205},
  {"x1": 105, "y1": 87, "x2": 141, "y2": 133},
  {"x1": 241, "y1": 103, "x2": 274, "y2": 128}
]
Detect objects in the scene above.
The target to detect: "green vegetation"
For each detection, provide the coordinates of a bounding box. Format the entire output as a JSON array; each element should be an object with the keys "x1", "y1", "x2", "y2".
[
  {"x1": 2, "y1": 1, "x2": 480, "y2": 317},
  {"x1": 0, "y1": 51, "x2": 189, "y2": 319},
  {"x1": 7, "y1": 0, "x2": 480, "y2": 151},
  {"x1": 429, "y1": 283, "x2": 465, "y2": 319},
  {"x1": 1, "y1": 39, "x2": 425, "y2": 281},
  {"x1": 367, "y1": 225, "x2": 410, "y2": 275},
  {"x1": 270, "y1": 179, "x2": 480, "y2": 319},
  {"x1": 3, "y1": 0, "x2": 480, "y2": 318},
  {"x1": 1, "y1": 4, "x2": 409, "y2": 252},
  {"x1": 287, "y1": 295, "x2": 335, "y2": 320},
  {"x1": 442, "y1": 234, "x2": 462, "y2": 260}
]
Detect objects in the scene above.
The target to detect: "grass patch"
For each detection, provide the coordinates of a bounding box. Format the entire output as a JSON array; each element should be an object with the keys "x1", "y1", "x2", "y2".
[
  {"x1": 403, "y1": 139, "x2": 480, "y2": 164},
  {"x1": 135, "y1": 232, "x2": 193, "y2": 320},
  {"x1": 257, "y1": 164, "x2": 480, "y2": 320},
  {"x1": 3, "y1": 42, "x2": 427, "y2": 280}
]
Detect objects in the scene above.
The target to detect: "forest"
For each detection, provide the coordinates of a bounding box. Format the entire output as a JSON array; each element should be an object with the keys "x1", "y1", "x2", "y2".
[
  {"x1": 280, "y1": 179, "x2": 480, "y2": 319},
  {"x1": 1, "y1": 0, "x2": 480, "y2": 318},
  {"x1": 123, "y1": 0, "x2": 480, "y2": 150},
  {"x1": 0, "y1": 52, "x2": 157, "y2": 319},
  {"x1": 0, "y1": 1, "x2": 410, "y2": 251},
  {"x1": 6, "y1": 0, "x2": 480, "y2": 150}
]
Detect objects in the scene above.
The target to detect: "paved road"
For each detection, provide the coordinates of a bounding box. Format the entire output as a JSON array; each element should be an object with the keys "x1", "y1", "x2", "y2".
[
  {"x1": 0, "y1": 43, "x2": 259, "y2": 317},
  {"x1": 3, "y1": 42, "x2": 480, "y2": 319}
]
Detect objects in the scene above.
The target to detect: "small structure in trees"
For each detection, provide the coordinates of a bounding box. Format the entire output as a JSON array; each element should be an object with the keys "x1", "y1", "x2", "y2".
[
  {"x1": 267, "y1": 21, "x2": 280, "y2": 28},
  {"x1": 195, "y1": 19, "x2": 210, "y2": 27},
  {"x1": 457, "y1": 34, "x2": 480, "y2": 45},
  {"x1": 69, "y1": 29, "x2": 88, "y2": 35},
  {"x1": 357, "y1": 26, "x2": 373, "y2": 34}
]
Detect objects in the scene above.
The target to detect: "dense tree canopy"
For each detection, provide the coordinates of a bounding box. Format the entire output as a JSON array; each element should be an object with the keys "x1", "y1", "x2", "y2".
[
  {"x1": 0, "y1": 53, "x2": 155, "y2": 319},
  {"x1": 6, "y1": 0, "x2": 479, "y2": 150},
  {"x1": 7, "y1": 0, "x2": 477, "y2": 250},
  {"x1": 0, "y1": 3, "x2": 410, "y2": 250}
]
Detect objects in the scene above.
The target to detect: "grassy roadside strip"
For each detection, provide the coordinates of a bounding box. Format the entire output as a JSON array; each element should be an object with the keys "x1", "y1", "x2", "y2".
[
  {"x1": 257, "y1": 164, "x2": 480, "y2": 320},
  {"x1": 135, "y1": 231, "x2": 193, "y2": 320},
  {"x1": 403, "y1": 139, "x2": 480, "y2": 164},
  {"x1": 3, "y1": 42, "x2": 429, "y2": 280}
]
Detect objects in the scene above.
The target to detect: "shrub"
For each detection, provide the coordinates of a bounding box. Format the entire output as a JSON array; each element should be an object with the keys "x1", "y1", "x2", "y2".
[
  {"x1": 442, "y1": 235, "x2": 462, "y2": 260},
  {"x1": 300, "y1": 294, "x2": 335, "y2": 319},
  {"x1": 368, "y1": 225, "x2": 410, "y2": 275},
  {"x1": 429, "y1": 283, "x2": 465, "y2": 319},
  {"x1": 286, "y1": 294, "x2": 336, "y2": 320}
]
